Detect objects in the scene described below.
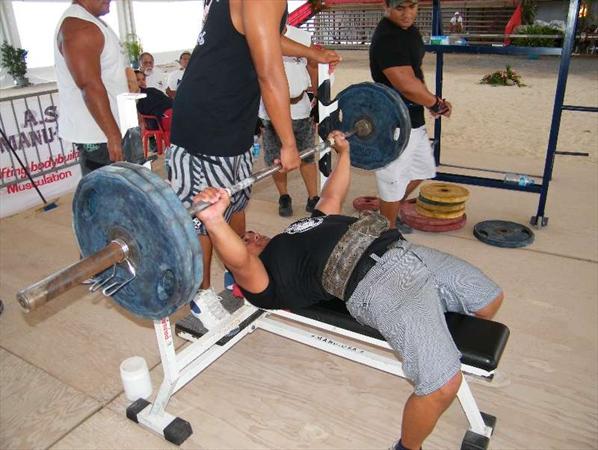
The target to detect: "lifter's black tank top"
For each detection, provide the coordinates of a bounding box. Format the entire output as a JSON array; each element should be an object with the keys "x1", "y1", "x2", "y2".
[{"x1": 171, "y1": 0, "x2": 287, "y2": 157}]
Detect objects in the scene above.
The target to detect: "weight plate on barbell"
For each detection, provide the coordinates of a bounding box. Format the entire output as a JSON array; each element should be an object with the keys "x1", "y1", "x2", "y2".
[
  {"x1": 320, "y1": 82, "x2": 411, "y2": 170},
  {"x1": 73, "y1": 163, "x2": 202, "y2": 319}
]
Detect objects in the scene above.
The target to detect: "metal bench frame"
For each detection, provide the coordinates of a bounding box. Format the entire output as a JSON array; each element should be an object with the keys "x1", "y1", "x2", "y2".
[{"x1": 127, "y1": 302, "x2": 499, "y2": 448}]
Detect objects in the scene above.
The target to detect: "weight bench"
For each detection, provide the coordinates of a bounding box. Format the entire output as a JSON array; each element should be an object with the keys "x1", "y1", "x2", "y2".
[{"x1": 126, "y1": 291, "x2": 509, "y2": 449}]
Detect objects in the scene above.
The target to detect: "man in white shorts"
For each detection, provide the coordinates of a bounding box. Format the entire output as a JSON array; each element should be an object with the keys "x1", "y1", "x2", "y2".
[{"x1": 370, "y1": 0, "x2": 452, "y2": 233}]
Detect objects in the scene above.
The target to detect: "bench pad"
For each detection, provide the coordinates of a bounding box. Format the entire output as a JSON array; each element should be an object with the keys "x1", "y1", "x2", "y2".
[{"x1": 291, "y1": 299, "x2": 509, "y2": 372}]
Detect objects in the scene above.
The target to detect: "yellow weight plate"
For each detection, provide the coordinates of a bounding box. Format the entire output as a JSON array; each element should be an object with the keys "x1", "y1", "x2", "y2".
[
  {"x1": 416, "y1": 196, "x2": 466, "y2": 213},
  {"x1": 416, "y1": 204, "x2": 465, "y2": 219},
  {"x1": 420, "y1": 183, "x2": 470, "y2": 203}
]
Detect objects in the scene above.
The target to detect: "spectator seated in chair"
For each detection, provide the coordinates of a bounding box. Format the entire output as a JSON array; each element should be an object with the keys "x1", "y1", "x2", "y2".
[
  {"x1": 166, "y1": 51, "x2": 191, "y2": 99},
  {"x1": 134, "y1": 70, "x2": 173, "y2": 136}
]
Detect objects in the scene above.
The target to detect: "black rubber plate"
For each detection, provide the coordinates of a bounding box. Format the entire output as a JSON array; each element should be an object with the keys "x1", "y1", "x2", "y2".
[{"x1": 473, "y1": 220, "x2": 535, "y2": 248}]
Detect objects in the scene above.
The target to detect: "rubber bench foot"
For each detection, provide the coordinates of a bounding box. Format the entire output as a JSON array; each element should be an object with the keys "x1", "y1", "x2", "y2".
[
  {"x1": 164, "y1": 417, "x2": 193, "y2": 445},
  {"x1": 126, "y1": 398, "x2": 150, "y2": 423},
  {"x1": 460, "y1": 412, "x2": 497, "y2": 450}
]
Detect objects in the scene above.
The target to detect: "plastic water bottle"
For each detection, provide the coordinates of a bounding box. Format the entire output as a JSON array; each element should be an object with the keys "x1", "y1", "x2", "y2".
[
  {"x1": 504, "y1": 173, "x2": 534, "y2": 187},
  {"x1": 252, "y1": 135, "x2": 260, "y2": 158}
]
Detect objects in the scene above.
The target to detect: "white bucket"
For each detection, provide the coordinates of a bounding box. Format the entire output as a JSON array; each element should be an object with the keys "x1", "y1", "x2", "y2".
[{"x1": 120, "y1": 356, "x2": 152, "y2": 401}]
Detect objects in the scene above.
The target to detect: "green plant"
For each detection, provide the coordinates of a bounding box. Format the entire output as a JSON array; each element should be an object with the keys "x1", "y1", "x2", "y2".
[
  {"x1": 480, "y1": 65, "x2": 526, "y2": 87},
  {"x1": 511, "y1": 24, "x2": 563, "y2": 47},
  {"x1": 520, "y1": 0, "x2": 537, "y2": 25},
  {"x1": 124, "y1": 34, "x2": 143, "y2": 67},
  {"x1": 0, "y1": 41, "x2": 28, "y2": 80}
]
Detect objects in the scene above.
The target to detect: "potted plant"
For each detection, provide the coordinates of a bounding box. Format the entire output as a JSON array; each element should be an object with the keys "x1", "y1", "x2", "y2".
[
  {"x1": 124, "y1": 34, "x2": 143, "y2": 69},
  {"x1": 0, "y1": 41, "x2": 30, "y2": 88}
]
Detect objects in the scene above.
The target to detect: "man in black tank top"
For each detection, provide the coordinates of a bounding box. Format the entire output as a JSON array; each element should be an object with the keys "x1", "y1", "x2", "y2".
[
  {"x1": 370, "y1": 0, "x2": 453, "y2": 235},
  {"x1": 193, "y1": 131, "x2": 504, "y2": 450},
  {"x1": 167, "y1": 0, "x2": 341, "y2": 329}
]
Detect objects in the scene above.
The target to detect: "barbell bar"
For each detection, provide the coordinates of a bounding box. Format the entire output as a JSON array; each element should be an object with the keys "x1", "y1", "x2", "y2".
[
  {"x1": 188, "y1": 118, "x2": 372, "y2": 216},
  {"x1": 16, "y1": 82, "x2": 411, "y2": 320}
]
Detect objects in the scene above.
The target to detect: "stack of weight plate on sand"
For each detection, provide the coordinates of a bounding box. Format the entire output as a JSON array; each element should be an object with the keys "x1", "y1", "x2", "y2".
[{"x1": 400, "y1": 182, "x2": 469, "y2": 232}]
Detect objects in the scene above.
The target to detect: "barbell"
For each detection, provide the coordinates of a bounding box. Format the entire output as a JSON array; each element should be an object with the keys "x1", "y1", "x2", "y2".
[{"x1": 16, "y1": 82, "x2": 411, "y2": 320}]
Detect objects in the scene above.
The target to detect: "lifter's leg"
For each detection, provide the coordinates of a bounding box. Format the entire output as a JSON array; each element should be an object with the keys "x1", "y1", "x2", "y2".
[
  {"x1": 401, "y1": 371, "x2": 462, "y2": 450},
  {"x1": 474, "y1": 291, "x2": 504, "y2": 320}
]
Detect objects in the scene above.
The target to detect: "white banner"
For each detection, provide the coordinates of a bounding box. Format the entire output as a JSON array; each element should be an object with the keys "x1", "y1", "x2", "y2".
[{"x1": 0, "y1": 89, "x2": 81, "y2": 218}]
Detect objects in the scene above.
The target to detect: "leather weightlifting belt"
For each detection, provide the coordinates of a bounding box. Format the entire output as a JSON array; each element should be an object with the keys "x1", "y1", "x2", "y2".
[
  {"x1": 290, "y1": 91, "x2": 306, "y2": 105},
  {"x1": 322, "y1": 212, "x2": 390, "y2": 300}
]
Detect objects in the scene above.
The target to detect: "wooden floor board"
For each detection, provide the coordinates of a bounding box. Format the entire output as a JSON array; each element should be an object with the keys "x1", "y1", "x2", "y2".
[{"x1": 0, "y1": 349, "x2": 100, "y2": 450}]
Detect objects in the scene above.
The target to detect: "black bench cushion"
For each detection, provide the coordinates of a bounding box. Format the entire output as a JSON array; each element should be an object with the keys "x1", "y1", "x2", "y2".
[{"x1": 291, "y1": 299, "x2": 509, "y2": 372}]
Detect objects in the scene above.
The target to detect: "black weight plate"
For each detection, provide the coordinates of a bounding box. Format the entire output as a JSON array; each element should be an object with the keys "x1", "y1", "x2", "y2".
[
  {"x1": 336, "y1": 82, "x2": 411, "y2": 170},
  {"x1": 73, "y1": 163, "x2": 202, "y2": 319},
  {"x1": 473, "y1": 220, "x2": 535, "y2": 248}
]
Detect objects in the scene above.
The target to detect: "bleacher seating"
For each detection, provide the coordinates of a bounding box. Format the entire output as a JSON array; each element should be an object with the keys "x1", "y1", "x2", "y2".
[{"x1": 301, "y1": 1, "x2": 515, "y2": 47}]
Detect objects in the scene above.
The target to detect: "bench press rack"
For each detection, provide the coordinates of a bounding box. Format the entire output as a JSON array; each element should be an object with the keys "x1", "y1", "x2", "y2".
[{"x1": 126, "y1": 291, "x2": 509, "y2": 449}]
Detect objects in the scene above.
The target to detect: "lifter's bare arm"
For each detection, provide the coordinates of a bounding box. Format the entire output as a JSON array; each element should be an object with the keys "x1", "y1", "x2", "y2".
[
  {"x1": 58, "y1": 18, "x2": 123, "y2": 161},
  {"x1": 193, "y1": 133, "x2": 350, "y2": 290},
  {"x1": 313, "y1": 131, "x2": 351, "y2": 215},
  {"x1": 194, "y1": 188, "x2": 270, "y2": 294}
]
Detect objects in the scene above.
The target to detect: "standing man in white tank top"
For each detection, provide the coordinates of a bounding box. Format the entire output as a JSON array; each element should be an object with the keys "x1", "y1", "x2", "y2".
[{"x1": 54, "y1": 0, "x2": 128, "y2": 175}]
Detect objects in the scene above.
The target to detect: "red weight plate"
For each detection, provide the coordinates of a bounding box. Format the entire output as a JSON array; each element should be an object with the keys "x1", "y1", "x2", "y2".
[
  {"x1": 407, "y1": 213, "x2": 467, "y2": 232},
  {"x1": 352, "y1": 196, "x2": 380, "y2": 211},
  {"x1": 400, "y1": 199, "x2": 464, "y2": 227}
]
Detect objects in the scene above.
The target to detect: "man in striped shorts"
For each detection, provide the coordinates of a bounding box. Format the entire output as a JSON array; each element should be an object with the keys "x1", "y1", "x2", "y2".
[
  {"x1": 168, "y1": 0, "x2": 341, "y2": 328},
  {"x1": 192, "y1": 131, "x2": 504, "y2": 450}
]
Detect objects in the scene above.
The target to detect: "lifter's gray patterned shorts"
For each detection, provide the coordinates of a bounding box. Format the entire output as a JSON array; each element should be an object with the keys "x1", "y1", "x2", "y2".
[
  {"x1": 346, "y1": 241, "x2": 502, "y2": 396},
  {"x1": 261, "y1": 118, "x2": 315, "y2": 166}
]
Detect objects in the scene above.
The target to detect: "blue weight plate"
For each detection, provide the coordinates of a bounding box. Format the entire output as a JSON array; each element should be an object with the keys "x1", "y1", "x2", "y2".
[
  {"x1": 131, "y1": 162, "x2": 203, "y2": 291},
  {"x1": 73, "y1": 163, "x2": 201, "y2": 319},
  {"x1": 473, "y1": 220, "x2": 535, "y2": 248},
  {"x1": 336, "y1": 82, "x2": 411, "y2": 170}
]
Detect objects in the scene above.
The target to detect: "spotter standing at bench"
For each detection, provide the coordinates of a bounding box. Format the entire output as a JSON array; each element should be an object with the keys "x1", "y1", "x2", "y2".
[
  {"x1": 168, "y1": 0, "x2": 341, "y2": 328},
  {"x1": 193, "y1": 132, "x2": 504, "y2": 450}
]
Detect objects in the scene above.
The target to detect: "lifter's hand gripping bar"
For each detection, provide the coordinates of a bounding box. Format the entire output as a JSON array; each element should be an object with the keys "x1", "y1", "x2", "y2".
[{"x1": 188, "y1": 120, "x2": 371, "y2": 216}]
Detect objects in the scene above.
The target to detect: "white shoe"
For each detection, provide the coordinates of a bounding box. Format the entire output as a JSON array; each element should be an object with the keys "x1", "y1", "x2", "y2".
[{"x1": 190, "y1": 287, "x2": 230, "y2": 329}]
